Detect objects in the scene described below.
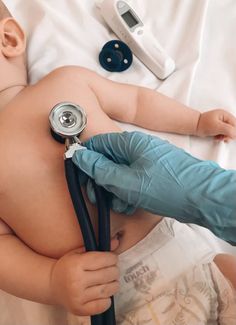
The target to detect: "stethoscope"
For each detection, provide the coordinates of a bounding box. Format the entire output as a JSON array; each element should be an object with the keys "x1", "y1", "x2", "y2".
[{"x1": 49, "y1": 102, "x2": 116, "y2": 325}]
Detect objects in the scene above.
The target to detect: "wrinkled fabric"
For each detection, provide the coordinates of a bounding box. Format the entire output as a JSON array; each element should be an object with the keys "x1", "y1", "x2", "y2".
[
  {"x1": 73, "y1": 131, "x2": 236, "y2": 245},
  {"x1": 115, "y1": 218, "x2": 236, "y2": 325}
]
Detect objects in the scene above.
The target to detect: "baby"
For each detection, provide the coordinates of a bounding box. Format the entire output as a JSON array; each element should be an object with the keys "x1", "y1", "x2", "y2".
[{"x1": 0, "y1": 3, "x2": 235, "y2": 324}]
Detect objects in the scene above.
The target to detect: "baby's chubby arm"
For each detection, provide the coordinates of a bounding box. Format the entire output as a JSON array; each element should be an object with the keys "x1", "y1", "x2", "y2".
[
  {"x1": 0, "y1": 219, "x2": 119, "y2": 316},
  {"x1": 0, "y1": 219, "x2": 55, "y2": 304},
  {"x1": 76, "y1": 67, "x2": 236, "y2": 139}
]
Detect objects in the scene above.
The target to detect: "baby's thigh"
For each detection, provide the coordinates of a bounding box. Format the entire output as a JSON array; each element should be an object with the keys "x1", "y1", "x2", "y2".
[{"x1": 214, "y1": 254, "x2": 236, "y2": 289}]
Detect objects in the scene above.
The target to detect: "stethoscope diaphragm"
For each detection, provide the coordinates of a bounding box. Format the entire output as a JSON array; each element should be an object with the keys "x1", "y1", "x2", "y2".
[
  {"x1": 99, "y1": 40, "x2": 133, "y2": 72},
  {"x1": 49, "y1": 102, "x2": 87, "y2": 142}
]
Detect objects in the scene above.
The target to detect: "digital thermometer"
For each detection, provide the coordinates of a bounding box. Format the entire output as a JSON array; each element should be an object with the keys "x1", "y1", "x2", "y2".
[{"x1": 98, "y1": 0, "x2": 175, "y2": 79}]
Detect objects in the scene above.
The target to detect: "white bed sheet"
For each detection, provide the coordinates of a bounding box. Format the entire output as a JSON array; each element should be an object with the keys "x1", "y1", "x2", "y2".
[
  {"x1": 1, "y1": 0, "x2": 236, "y2": 323},
  {"x1": 5, "y1": 0, "x2": 236, "y2": 167}
]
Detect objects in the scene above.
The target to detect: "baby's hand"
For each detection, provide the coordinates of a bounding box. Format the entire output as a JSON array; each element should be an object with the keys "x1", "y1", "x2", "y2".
[
  {"x1": 50, "y1": 246, "x2": 119, "y2": 316},
  {"x1": 196, "y1": 109, "x2": 236, "y2": 141}
]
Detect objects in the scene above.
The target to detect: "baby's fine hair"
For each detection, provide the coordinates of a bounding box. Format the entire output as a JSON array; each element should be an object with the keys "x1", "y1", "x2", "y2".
[{"x1": 0, "y1": 1, "x2": 11, "y2": 20}]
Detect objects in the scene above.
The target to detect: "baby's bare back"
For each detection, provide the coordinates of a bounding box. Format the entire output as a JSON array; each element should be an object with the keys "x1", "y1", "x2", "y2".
[{"x1": 0, "y1": 67, "x2": 159, "y2": 258}]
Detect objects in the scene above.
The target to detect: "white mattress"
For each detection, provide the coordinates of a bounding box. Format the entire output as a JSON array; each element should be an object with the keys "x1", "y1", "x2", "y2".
[{"x1": 1, "y1": 1, "x2": 236, "y2": 324}]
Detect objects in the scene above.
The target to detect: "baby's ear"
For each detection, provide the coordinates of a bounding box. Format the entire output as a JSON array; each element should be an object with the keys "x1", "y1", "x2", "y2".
[{"x1": 0, "y1": 18, "x2": 26, "y2": 58}]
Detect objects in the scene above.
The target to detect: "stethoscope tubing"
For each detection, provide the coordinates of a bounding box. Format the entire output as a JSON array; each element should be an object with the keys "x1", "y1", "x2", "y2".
[
  {"x1": 92, "y1": 180, "x2": 111, "y2": 252},
  {"x1": 64, "y1": 157, "x2": 116, "y2": 325},
  {"x1": 65, "y1": 158, "x2": 97, "y2": 251},
  {"x1": 92, "y1": 181, "x2": 116, "y2": 324}
]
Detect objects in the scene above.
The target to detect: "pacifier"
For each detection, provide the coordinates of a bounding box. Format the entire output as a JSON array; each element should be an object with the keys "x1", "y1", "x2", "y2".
[{"x1": 99, "y1": 40, "x2": 133, "y2": 72}]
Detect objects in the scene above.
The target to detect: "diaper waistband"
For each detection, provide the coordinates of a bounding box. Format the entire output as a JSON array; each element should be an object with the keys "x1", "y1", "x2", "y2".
[{"x1": 119, "y1": 218, "x2": 215, "y2": 271}]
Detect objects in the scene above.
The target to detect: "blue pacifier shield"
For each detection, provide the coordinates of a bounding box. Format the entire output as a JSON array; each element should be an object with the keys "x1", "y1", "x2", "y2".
[{"x1": 99, "y1": 40, "x2": 133, "y2": 72}]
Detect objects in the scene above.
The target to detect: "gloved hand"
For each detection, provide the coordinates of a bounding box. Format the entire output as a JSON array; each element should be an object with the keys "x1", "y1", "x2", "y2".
[{"x1": 73, "y1": 131, "x2": 236, "y2": 244}]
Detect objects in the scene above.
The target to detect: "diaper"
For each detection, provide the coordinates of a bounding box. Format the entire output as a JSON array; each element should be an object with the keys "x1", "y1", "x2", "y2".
[
  {"x1": 115, "y1": 218, "x2": 236, "y2": 325},
  {"x1": 68, "y1": 218, "x2": 236, "y2": 325}
]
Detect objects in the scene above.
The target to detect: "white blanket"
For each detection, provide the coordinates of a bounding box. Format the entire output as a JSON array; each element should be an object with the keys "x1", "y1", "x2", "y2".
[
  {"x1": 1, "y1": 1, "x2": 236, "y2": 322},
  {"x1": 4, "y1": 0, "x2": 236, "y2": 165}
]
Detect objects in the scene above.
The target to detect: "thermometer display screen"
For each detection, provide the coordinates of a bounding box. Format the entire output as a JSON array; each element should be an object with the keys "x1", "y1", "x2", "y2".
[{"x1": 121, "y1": 10, "x2": 139, "y2": 28}]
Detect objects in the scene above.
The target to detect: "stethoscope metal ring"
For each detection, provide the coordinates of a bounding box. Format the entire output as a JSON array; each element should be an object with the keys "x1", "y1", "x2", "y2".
[{"x1": 49, "y1": 102, "x2": 87, "y2": 138}]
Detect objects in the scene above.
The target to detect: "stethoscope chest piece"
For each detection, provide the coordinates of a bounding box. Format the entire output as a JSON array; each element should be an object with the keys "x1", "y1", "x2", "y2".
[
  {"x1": 49, "y1": 102, "x2": 87, "y2": 141},
  {"x1": 99, "y1": 40, "x2": 133, "y2": 72}
]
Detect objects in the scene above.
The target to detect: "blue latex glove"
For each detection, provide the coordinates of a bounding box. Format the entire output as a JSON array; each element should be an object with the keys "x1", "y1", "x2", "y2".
[{"x1": 73, "y1": 131, "x2": 236, "y2": 245}]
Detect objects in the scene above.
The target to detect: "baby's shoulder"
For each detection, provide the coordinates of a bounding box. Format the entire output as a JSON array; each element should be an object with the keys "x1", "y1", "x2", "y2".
[
  {"x1": 32, "y1": 65, "x2": 98, "y2": 100},
  {"x1": 41, "y1": 65, "x2": 95, "y2": 86}
]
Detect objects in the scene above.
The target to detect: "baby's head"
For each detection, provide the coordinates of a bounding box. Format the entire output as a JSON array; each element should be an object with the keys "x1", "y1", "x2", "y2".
[
  {"x1": 0, "y1": 1, "x2": 27, "y2": 86},
  {"x1": 0, "y1": 1, "x2": 9, "y2": 18}
]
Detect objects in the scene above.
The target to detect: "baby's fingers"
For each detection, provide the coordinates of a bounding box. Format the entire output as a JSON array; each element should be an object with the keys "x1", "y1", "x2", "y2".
[
  {"x1": 83, "y1": 281, "x2": 120, "y2": 305},
  {"x1": 218, "y1": 122, "x2": 236, "y2": 139},
  {"x1": 214, "y1": 134, "x2": 231, "y2": 142},
  {"x1": 79, "y1": 298, "x2": 112, "y2": 316},
  {"x1": 221, "y1": 111, "x2": 236, "y2": 127},
  {"x1": 86, "y1": 266, "x2": 120, "y2": 287},
  {"x1": 80, "y1": 252, "x2": 118, "y2": 271}
]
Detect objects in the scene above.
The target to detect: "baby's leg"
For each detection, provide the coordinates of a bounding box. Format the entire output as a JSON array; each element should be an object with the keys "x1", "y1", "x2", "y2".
[{"x1": 214, "y1": 254, "x2": 236, "y2": 289}]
